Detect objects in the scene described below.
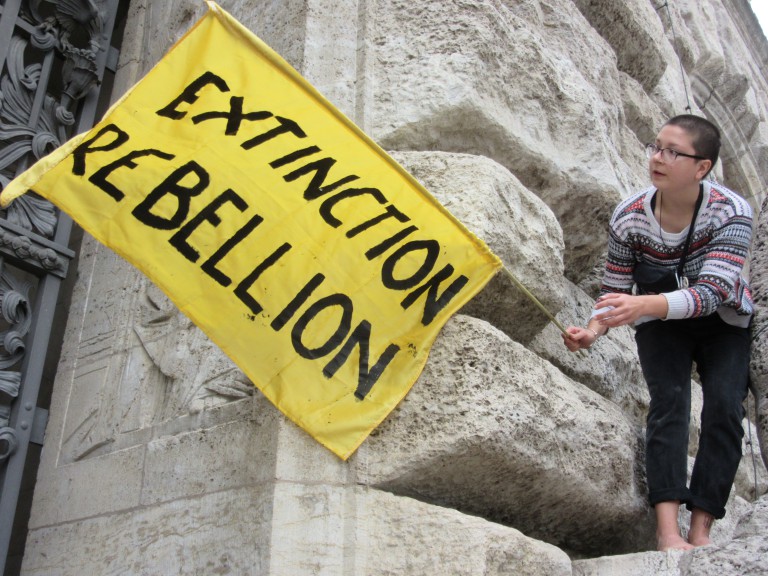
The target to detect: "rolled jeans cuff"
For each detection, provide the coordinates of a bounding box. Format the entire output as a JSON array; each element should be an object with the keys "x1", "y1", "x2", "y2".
[{"x1": 648, "y1": 488, "x2": 692, "y2": 508}]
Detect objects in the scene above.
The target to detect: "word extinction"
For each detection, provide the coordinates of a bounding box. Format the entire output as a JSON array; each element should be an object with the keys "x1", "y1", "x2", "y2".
[{"x1": 65, "y1": 70, "x2": 473, "y2": 399}]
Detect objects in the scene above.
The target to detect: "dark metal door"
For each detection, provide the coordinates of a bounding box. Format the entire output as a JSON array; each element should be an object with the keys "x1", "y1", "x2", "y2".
[{"x1": 0, "y1": 1, "x2": 126, "y2": 573}]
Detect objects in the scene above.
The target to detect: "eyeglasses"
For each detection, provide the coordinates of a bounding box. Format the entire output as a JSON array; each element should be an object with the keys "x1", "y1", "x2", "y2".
[{"x1": 645, "y1": 143, "x2": 706, "y2": 162}]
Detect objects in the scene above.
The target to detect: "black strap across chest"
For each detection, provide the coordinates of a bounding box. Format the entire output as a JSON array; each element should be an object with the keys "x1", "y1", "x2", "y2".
[{"x1": 650, "y1": 183, "x2": 704, "y2": 278}]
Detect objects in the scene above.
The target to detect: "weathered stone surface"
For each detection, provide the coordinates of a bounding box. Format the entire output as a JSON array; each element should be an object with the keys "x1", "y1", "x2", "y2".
[
  {"x1": 121, "y1": 0, "x2": 317, "y2": 81},
  {"x1": 572, "y1": 0, "x2": 667, "y2": 92},
  {"x1": 673, "y1": 0, "x2": 768, "y2": 202},
  {"x1": 679, "y1": 495, "x2": 768, "y2": 576},
  {"x1": 26, "y1": 443, "x2": 145, "y2": 528},
  {"x1": 619, "y1": 72, "x2": 667, "y2": 156},
  {"x1": 369, "y1": 0, "x2": 638, "y2": 281},
  {"x1": 573, "y1": 497, "x2": 765, "y2": 576},
  {"x1": 392, "y1": 151, "x2": 566, "y2": 342},
  {"x1": 573, "y1": 550, "x2": 686, "y2": 576},
  {"x1": 529, "y1": 278, "x2": 649, "y2": 426},
  {"x1": 22, "y1": 487, "x2": 275, "y2": 576},
  {"x1": 269, "y1": 484, "x2": 572, "y2": 576},
  {"x1": 140, "y1": 412, "x2": 272, "y2": 506},
  {"x1": 352, "y1": 487, "x2": 572, "y2": 576},
  {"x1": 750, "y1": 193, "x2": 768, "y2": 471},
  {"x1": 23, "y1": 476, "x2": 573, "y2": 576},
  {"x1": 735, "y1": 420, "x2": 768, "y2": 501},
  {"x1": 358, "y1": 314, "x2": 651, "y2": 557}
]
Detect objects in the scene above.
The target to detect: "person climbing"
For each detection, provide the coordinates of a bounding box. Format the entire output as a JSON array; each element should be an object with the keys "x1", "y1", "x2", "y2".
[{"x1": 562, "y1": 114, "x2": 754, "y2": 551}]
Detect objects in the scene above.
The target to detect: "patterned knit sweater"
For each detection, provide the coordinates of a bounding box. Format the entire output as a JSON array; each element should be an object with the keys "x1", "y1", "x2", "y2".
[{"x1": 599, "y1": 180, "x2": 754, "y2": 328}]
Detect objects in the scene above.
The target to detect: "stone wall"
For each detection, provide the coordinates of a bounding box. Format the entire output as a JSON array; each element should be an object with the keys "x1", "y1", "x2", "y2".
[{"x1": 20, "y1": 0, "x2": 768, "y2": 574}]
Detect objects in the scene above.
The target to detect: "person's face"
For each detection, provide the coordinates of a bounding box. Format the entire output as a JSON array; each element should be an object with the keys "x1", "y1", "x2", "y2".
[{"x1": 648, "y1": 124, "x2": 712, "y2": 192}]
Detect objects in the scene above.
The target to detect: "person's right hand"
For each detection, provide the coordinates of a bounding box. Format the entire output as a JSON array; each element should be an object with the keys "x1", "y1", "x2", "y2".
[{"x1": 561, "y1": 326, "x2": 597, "y2": 352}]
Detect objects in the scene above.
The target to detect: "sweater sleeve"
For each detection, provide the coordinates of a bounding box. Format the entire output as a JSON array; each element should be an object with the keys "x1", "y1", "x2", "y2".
[
  {"x1": 598, "y1": 195, "x2": 644, "y2": 297},
  {"x1": 601, "y1": 226, "x2": 636, "y2": 295},
  {"x1": 663, "y1": 191, "x2": 753, "y2": 319}
]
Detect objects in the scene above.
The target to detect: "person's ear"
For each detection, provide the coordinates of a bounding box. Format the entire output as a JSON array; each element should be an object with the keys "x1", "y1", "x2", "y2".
[{"x1": 696, "y1": 159, "x2": 712, "y2": 180}]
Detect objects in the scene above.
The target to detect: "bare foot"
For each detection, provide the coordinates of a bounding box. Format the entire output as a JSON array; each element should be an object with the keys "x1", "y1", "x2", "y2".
[
  {"x1": 657, "y1": 533, "x2": 695, "y2": 551},
  {"x1": 688, "y1": 509, "x2": 715, "y2": 547},
  {"x1": 688, "y1": 535, "x2": 712, "y2": 547}
]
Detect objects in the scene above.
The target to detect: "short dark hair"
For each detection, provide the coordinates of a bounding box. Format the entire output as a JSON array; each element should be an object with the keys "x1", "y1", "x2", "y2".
[{"x1": 664, "y1": 114, "x2": 721, "y2": 172}]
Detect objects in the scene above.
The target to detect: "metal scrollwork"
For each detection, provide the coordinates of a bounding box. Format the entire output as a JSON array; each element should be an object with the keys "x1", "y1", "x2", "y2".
[
  {"x1": 0, "y1": 2, "x2": 121, "y2": 563},
  {"x1": 0, "y1": 35, "x2": 63, "y2": 238},
  {"x1": 29, "y1": 0, "x2": 104, "y2": 125},
  {"x1": 0, "y1": 274, "x2": 32, "y2": 369},
  {"x1": 0, "y1": 273, "x2": 30, "y2": 464},
  {"x1": 0, "y1": 0, "x2": 108, "y2": 475},
  {"x1": 0, "y1": 426, "x2": 19, "y2": 464},
  {"x1": 1, "y1": 0, "x2": 107, "y2": 238},
  {"x1": 0, "y1": 371, "x2": 22, "y2": 463}
]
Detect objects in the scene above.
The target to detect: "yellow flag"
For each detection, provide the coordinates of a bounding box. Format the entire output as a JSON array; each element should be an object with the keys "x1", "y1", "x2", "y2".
[{"x1": 1, "y1": 2, "x2": 501, "y2": 459}]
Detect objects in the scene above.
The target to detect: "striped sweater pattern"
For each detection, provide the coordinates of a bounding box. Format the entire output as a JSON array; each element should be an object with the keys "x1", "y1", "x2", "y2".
[{"x1": 601, "y1": 180, "x2": 754, "y2": 326}]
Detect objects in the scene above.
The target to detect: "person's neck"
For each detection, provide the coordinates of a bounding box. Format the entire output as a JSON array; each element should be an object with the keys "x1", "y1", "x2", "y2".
[
  {"x1": 655, "y1": 181, "x2": 702, "y2": 234},
  {"x1": 657, "y1": 181, "x2": 702, "y2": 213}
]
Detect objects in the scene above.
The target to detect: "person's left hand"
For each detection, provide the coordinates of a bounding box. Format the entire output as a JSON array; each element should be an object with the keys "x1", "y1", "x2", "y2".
[{"x1": 593, "y1": 293, "x2": 654, "y2": 327}]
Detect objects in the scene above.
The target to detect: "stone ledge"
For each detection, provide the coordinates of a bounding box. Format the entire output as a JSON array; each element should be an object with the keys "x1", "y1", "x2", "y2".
[{"x1": 573, "y1": 551, "x2": 684, "y2": 576}]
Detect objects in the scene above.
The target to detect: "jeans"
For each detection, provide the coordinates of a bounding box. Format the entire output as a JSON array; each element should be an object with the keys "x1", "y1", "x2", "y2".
[{"x1": 635, "y1": 313, "x2": 750, "y2": 519}]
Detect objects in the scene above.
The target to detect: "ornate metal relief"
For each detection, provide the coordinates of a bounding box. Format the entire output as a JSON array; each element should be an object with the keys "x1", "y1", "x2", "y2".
[
  {"x1": 1, "y1": 0, "x2": 105, "y2": 238},
  {"x1": 0, "y1": 35, "x2": 59, "y2": 239},
  {"x1": 0, "y1": 273, "x2": 31, "y2": 464},
  {"x1": 0, "y1": 2, "x2": 127, "y2": 567},
  {"x1": 0, "y1": 0, "x2": 108, "y2": 467},
  {"x1": 28, "y1": 0, "x2": 104, "y2": 125}
]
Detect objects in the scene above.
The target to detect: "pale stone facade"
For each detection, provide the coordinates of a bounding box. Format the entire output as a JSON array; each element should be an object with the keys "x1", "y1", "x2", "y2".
[{"x1": 20, "y1": 0, "x2": 768, "y2": 574}]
